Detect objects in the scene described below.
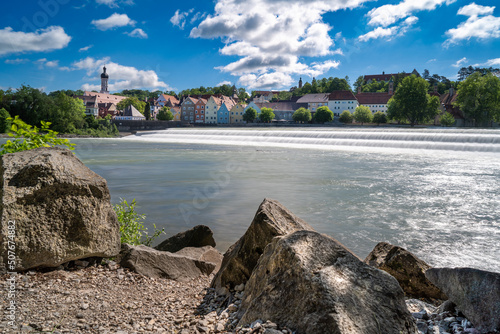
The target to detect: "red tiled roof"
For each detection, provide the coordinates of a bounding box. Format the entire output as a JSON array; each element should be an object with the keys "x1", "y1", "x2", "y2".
[
  {"x1": 356, "y1": 92, "x2": 392, "y2": 105},
  {"x1": 328, "y1": 90, "x2": 357, "y2": 101},
  {"x1": 296, "y1": 93, "x2": 329, "y2": 103}
]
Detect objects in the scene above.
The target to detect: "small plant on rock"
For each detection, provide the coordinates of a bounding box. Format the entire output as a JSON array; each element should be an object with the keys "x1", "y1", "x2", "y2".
[
  {"x1": 0, "y1": 116, "x2": 75, "y2": 155},
  {"x1": 114, "y1": 198, "x2": 165, "y2": 246}
]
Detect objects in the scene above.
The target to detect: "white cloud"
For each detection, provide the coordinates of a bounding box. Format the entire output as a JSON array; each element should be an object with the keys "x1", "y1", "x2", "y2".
[
  {"x1": 91, "y1": 13, "x2": 136, "y2": 31},
  {"x1": 358, "y1": 16, "x2": 418, "y2": 42},
  {"x1": 72, "y1": 57, "x2": 172, "y2": 92},
  {"x1": 444, "y1": 4, "x2": 500, "y2": 46},
  {"x1": 0, "y1": 26, "x2": 71, "y2": 56},
  {"x1": 452, "y1": 57, "x2": 468, "y2": 68},
  {"x1": 473, "y1": 58, "x2": 500, "y2": 67},
  {"x1": 34, "y1": 58, "x2": 59, "y2": 69},
  {"x1": 4, "y1": 58, "x2": 29, "y2": 64},
  {"x1": 217, "y1": 81, "x2": 232, "y2": 87},
  {"x1": 95, "y1": 0, "x2": 134, "y2": 8},
  {"x1": 367, "y1": 0, "x2": 455, "y2": 27},
  {"x1": 79, "y1": 45, "x2": 93, "y2": 52},
  {"x1": 190, "y1": 0, "x2": 368, "y2": 89},
  {"x1": 190, "y1": 12, "x2": 207, "y2": 25},
  {"x1": 427, "y1": 58, "x2": 437, "y2": 63},
  {"x1": 126, "y1": 28, "x2": 148, "y2": 39},
  {"x1": 170, "y1": 9, "x2": 194, "y2": 30}
]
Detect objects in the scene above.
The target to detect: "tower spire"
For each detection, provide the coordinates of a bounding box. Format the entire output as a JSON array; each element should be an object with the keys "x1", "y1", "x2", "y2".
[{"x1": 100, "y1": 65, "x2": 109, "y2": 94}]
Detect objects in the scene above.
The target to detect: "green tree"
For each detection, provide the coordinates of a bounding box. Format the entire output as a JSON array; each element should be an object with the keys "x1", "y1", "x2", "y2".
[
  {"x1": 314, "y1": 106, "x2": 334, "y2": 123},
  {"x1": 292, "y1": 107, "x2": 312, "y2": 123},
  {"x1": 117, "y1": 97, "x2": 146, "y2": 114},
  {"x1": 144, "y1": 102, "x2": 151, "y2": 121},
  {"x1": 339, "y1": 110, "x2": 353, "y2": 123},
  {"x1": 440, "y1": 112, "x2": 456, "y2": 127},
  {"x1": 387, "y1": 75, "x2": 440, "y2": 126},
  {"x1": 0, "y1": 116, "x2": 75, "y2": 155},
  {"x1": 0, "y1": 108, "x2": 12, "y2": 133},
  {"x1": 271, "y1": 91, "x2": 293, "y2": 102},
  {"x1": 354, "y1": 76, "x2": 364, "y2": 93},
  {"x1": 48, "y1": 93, "x2": 86, "y2": 133},
  {"x1": 454, "y1": 72, "x2": 500, "y2": 125},
  {"x1": 353, "y1": 106, "x2": 373, "y2": 125},
  {"x1": 157, "y1": 106, "x2": 174, "y2": 121},
  {"x1": 372, "y1": 111, "x2": 387, "y2": 125},
  {"x1": 259, "y1": 107, "x2": 275, "y2": 123},
  {"x1": 243, "y1": 107, "x2": 257, "y2": 123},
  {"x1": 10, "y1": 85, "x2": 51, "y2": 125}
]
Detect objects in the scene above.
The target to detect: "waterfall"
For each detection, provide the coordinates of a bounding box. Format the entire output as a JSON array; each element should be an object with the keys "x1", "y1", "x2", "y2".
[{"x1": 124, "y1": 128, "x2": 500, "y2": 153}]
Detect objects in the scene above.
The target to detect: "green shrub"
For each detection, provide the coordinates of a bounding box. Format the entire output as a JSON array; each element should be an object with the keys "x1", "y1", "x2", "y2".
[
  {"x1": 372, "y1": 111, "x2": 387, "y2": 125},
  {"x1": 0, "y1": 108, "x2": 11, "y2": 133},
  {"x1": 114, "y1": 198, "x2": 164, "y2": 246},
  {"x1": 440, "y1": 112, "x2": 455, "y2": 127},
  {"x1": 0, "y1": 116, "x2": 75, "y2": 155},
  {"x1": 314, "y1": 106, "x2": 334, "y2": 123},
  {"x1": 339, "y1": 110, "x2": 353, "y2": 123},
  {"x1": 353, "y1": 106, "x2": 373, "y2": 125}
]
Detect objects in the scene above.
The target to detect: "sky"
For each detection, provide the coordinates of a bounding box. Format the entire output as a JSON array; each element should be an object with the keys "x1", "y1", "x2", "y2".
[{"x1": 0, "y1": 0, "x2": 499, "y2": 94}]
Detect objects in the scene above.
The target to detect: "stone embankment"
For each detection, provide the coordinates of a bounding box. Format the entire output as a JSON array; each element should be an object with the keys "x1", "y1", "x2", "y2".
[{"x1": 0, "y1": 148, "x2": 499, "y2": 334}]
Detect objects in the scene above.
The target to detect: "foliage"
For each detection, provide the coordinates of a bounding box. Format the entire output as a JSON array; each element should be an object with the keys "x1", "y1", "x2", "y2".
[
  {"x1": 292, "y1": 77, "x2": 351, "y2": 96},
  {"x1": 372, "y1": 111, "x2": 387, "y2": 125},
  {"x1": 0, "y1": 116, "x2": 75, "y2": 155},
  {"x1": 178, "y1": 84, "x2": 248, "y2": 101},
  {"x1": 48, "y1": 89, "x2": 84, "y2": 97},
  {"x1": 313, "y1": 106, "x2": 334, "y2": 123},
  {"x1": 49, "y1": 93, "x2": 86, "y2": 133},
  {"x1": 243, "y1": 107, "x2": 257, "y2": 123},
  {"x1": 387, "y1": 75, "x2": 440, "y2": 126},
  {"x1": 8, "y1": 85, "x2": 52, "y2": 125},
  {"x1": 292, "y1": 107, "x2": 312, "y2": 123},
  {"x1": 117, "y1": 89, "x2": 162, "y2": 101},
  {"x1": 144, "y1": 102, "x2": 151, "y2": 121},
  {"x1": 0, "y1": 108, "x2": 12, "y2": 133},
  {"x1": 259, "y1": 107, "x2": 275, "y2": 123},
  {"x1": 457, "y1": 66, "x2": 500, "y2": 81},
  {"x1": 440, "y1": 112, "x2": 456, "y2": 127},
  {"x1": 78, "y1": 115, "x2": 119, "y2": 137},
  {"x1": 339, "y1": 110, "x2": 353, "y2": 123},
  {"x1": 271, "y1": 91, "x2": 293, "y2": 102},
  {"x1": 455, "y1": 72, "x2": 500, "y2": 125},
  {"x1": 353, "y1": 106, "x2": 373, "y2": 124},
  {"x1": 113, "y1": 198, "x2": 164, "y2": 246},
  {"x1": 117, "y1": 97, "x2": 146, "y2": 115},
  {"x1": 157, "y1": 106, "x2": 174, "y2": 121}
]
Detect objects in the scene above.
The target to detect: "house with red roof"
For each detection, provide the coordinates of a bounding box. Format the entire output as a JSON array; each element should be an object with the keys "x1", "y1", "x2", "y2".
[
  {"x1": 328, "y1": 90, "x2": 358, "y2": 116},
  {"x1": 194, "y1": 98, "x2": 207, "y2": 123}
]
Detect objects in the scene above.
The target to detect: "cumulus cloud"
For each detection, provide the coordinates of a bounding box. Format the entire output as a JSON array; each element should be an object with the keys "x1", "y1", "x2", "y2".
[
  {"x1": 4, "y1": 58, "x2": 29, "y2": 64},
  {"x1": 0, "y1": 26, "x2": 71, "y2": 56},
  {"x1": 217, "y1": 81, "x2": 232, "y2": 87},
  {"x1": 72, "y1": 57, "x2": 172, "y2": 92},
  {"x1": 452, "y1": 57, "x2": 468, "y2": 68},
  {"x1": 473, "y1": 58, "x2": 500, "y2": 67},
  {"x1": 444, "y1": 4, "x2": 500, "y2": 46},
  {"x1": 91, "y1": 13, "x2": 136, "y2": 31},
  {"x1": 35, "y1": 58, "x2": 59, "y2": 69},
  {"x1": 367, "y1": 0, "x2": 455, "y2": 27},
  {"x1": 190, "y1": 0, "x2": 368, "y2": 89},
  {"x1": 170, "y1": 9, "x2": 194, "y2": 30},
  {"x1": 358, "y1": 16, "x2": 418, "y2": 42},
  {"x1": 126, "y1": 28, "x2": 148, "y2": 39}
]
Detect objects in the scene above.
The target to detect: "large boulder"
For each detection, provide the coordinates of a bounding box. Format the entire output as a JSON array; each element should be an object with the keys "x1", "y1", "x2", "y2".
[
  {"x1": 211, "y1": 198, "x2": 314, "y2": 291},
  {"x1": 0, "y1": 147, "x2": 120, "y2": 272},
  {"x1": 120, "y1": 244, "x2": 216, "y2": 281},
  {"x1": 238, "y1": 230, "x2": 418, "y2": 334},
  {"x1": 175, "y1": 246, "x2": 223, "y2": 273},
  {"x1": 426, "y1": 267, "x2": 500, "y2": 333},
  {"x1": 364, "y1": 242, "x2": 447, "y2": 300},
  {"x1": 155, "y1": 225, "x2": 215, "y2": 253}
]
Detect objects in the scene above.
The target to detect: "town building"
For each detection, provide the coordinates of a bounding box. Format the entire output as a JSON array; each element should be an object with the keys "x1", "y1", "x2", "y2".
[
  {"x1": 364, "y1": 69, "x2": 419, "y2": 83},
  {"x1": 115, "y1": 105, "x2": 145, "y2": 121},
  {"x1": 100, "y1": 66, "x2": 109, "y2": 94},
  {"x1": 180, "y1": 96, "x2": 198, "y2": 123},
  {"x1": 355, "y1": 80, "x2": 394, "y2": 114},
  {"x1": 328, "y1": 90, "x2": 358, "y2": 116},
  {"x1": 194, "y1": 98, "x2": 207, "y2": 123},
  {"x1": 205, "y1": 96, "x2": 222, "y2": 124},
  {"x1": 230, "y1": 103, "x2": 247, "y2": 124},
  {"x1": 270, "y1": 101, "x2": 307, "y2": 121},
  {"x1": 217, "y1": 97, "x2": 236, "y2": 124},
  {"x1": 296, "y1": 94, "x2": 329, "y2": 113}
]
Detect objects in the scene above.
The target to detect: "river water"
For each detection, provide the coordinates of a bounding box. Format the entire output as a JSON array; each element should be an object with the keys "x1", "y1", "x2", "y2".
[{"x1": 71, "y1": 128, "x2": 500, "y2": 272}]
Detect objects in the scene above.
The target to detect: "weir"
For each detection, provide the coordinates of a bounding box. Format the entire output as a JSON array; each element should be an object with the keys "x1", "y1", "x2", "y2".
[{"x1": 127, "y1": 128, "x2": 500, "y2": 152}]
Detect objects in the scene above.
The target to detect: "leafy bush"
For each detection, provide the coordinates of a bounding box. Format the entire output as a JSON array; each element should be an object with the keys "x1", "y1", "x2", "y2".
[
  {"x1": 0, "y1": 108, "x2": 11, "y2": 133},
  {"x1": 339, "y1": 110, "x2": 353, "y2": 123},
  {"x1": 372, "y1": 111, "x2": 387, "y2": 125},
  {"x1": 353, "y1": 106, "x2": 373, "y2": 125},
  {"x1": 157, "y1": 106, "x2": 174, "y2": 121},
  {"x1": 0, "y1": 116, "x2": 75, "y2": 155},
  {"x1": 292, "y1": 107, "x2": 312, "y2": 123},
  {"x1": 440, "y1": 112, "x2": 455, "y2": 127},
  {"x1": 314, "y1": 106, "x2": 334, "y2": 123},
  {"x1": 114, "y1": 198, "x2": 164, "y2": 246}
]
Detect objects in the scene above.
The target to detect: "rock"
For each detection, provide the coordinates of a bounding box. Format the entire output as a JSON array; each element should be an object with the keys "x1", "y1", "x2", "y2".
[
  {"x1": 0, "y1": 147, "x2": 120, "y2": 272},
  {"x1": 238, "y1": 230, "x2": 418, "y2": 334},
  {"x1": 436, "y1": 300, "x2": 456, "y2": 314},
  {"x1": 426, "y1": 267, "x2": 500, "y2": 333},
  {"x1": 120, "y1": 244, "x2": 216, "y2": 281},
  {"x1": 211, "y1": 198, "x2": 314, "y2": 291},
  {"x1": 155, "y1": 225, "x2": 215, "y2": 253},
  {"x1": 364, "y1": 242, "x2": 447, "y2": 301},
  {"x1": 406, "y1": 299, "x2": 437, "y2": 314},
  {"x1": 175, "y1": 246, "x2": 223, "y2": 272}
]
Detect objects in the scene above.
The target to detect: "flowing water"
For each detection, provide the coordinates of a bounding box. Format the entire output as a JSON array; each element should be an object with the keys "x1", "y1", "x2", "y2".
[{"x1": 70, "y1": 128, "x2": 500, "y2": 272}]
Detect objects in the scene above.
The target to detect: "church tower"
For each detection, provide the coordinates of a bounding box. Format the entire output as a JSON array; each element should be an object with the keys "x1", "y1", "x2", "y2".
[
  {"x1": 298, "y1": 77, "x2": 303, "y2": 89},
  {"x1": 100, "y1": 66, "x2": 109, "y2": 94}
]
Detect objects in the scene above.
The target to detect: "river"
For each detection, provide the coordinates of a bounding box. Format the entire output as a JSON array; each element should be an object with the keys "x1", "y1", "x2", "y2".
[{"x1": 70, "y1": 127, "x2": 500, "y2": 272}]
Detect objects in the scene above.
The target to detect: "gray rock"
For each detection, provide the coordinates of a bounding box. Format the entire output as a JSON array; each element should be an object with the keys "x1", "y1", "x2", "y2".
[
  {"x1": 426, "y1": 267, "x2": 500, "y2": 333},
  {"x1": 238, "y1": 230, "x2": 418, "y2": 334},
  {"x1": 211, "y1": 198, "x2": 314, "y2": 291},
  {"x1": 175, "y1": 246, "x2": 223, "y2": 272},
  {"x1": 120, "y1": 244, "x2": 216, "y2": 281},
  {"x1": 155, "y1": 225, "x2": 215, "y2": 253},
  {"x1": 0, "y1": 147, "x2": 120, "y2": 272},
  {"x1": 364, "y1": 242, "x2": 447, "y2": 300}
]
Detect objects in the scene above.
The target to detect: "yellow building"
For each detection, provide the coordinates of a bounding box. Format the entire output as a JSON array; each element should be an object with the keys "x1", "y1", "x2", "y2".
[{"x1": 230, "y1": 103, "x2": 247, "y2": 124}]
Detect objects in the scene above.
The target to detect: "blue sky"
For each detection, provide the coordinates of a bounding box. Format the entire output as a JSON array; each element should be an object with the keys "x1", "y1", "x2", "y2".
[{"x1": 0, "y1": 0, "x2": 499, "y2": 93}]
